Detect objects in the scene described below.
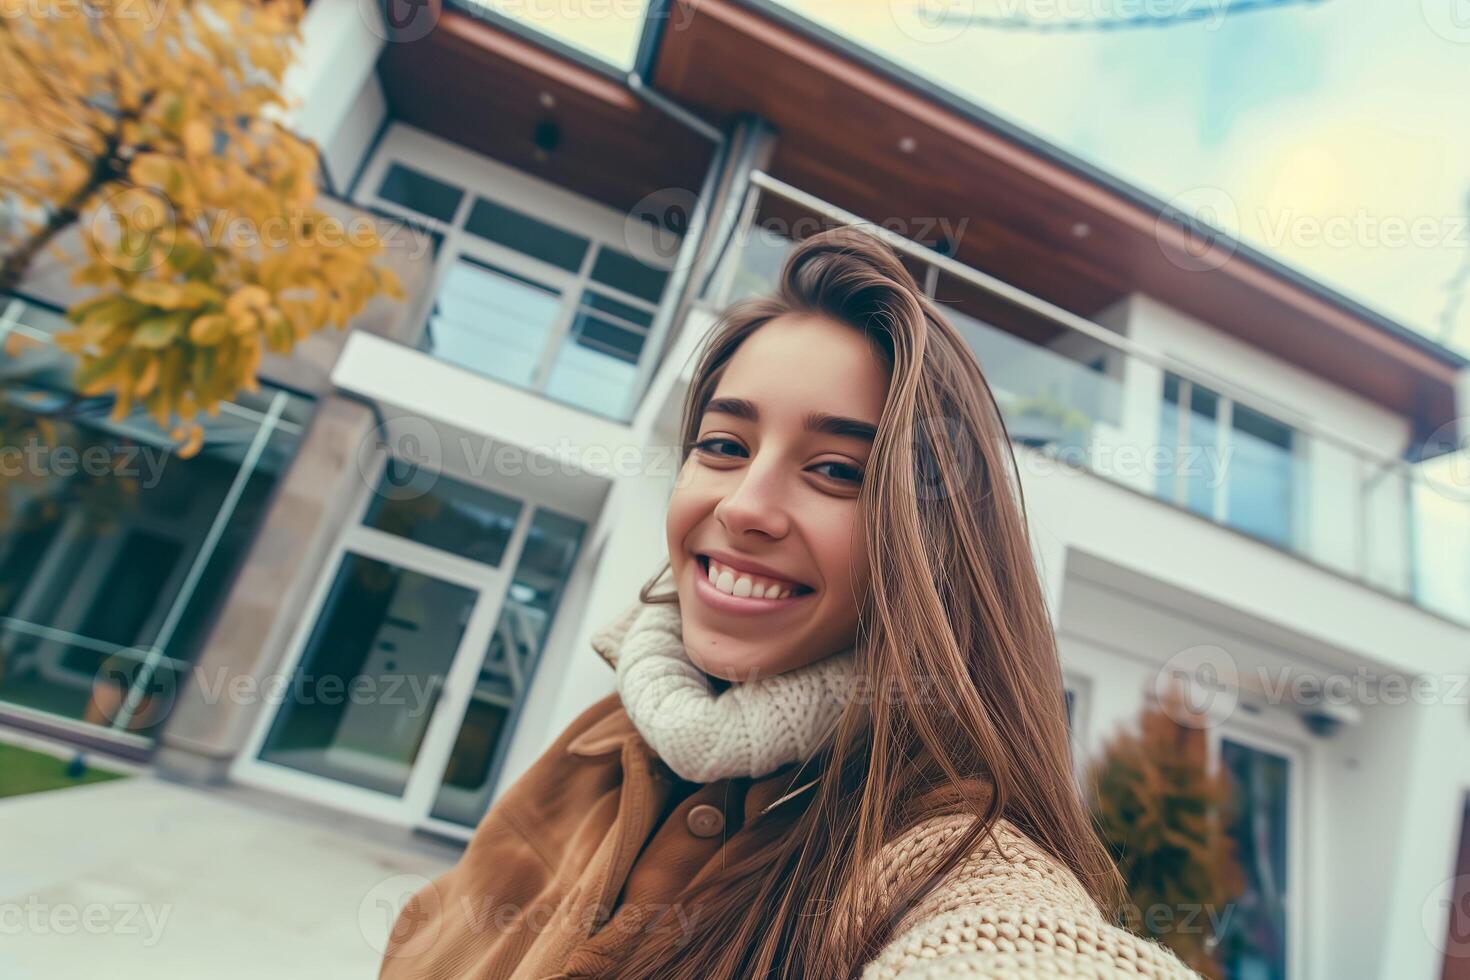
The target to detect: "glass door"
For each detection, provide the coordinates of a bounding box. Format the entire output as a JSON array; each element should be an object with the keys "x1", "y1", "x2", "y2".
[
  {"x1": 424, "y1": 508, "x2": 586, "y2": 833},
  {"x1": 233, "y1": 458, "x2": 538, "y2": 825},
  {"x1": 1209, "y1": 726, "x2": 1306, "y2": 980}
]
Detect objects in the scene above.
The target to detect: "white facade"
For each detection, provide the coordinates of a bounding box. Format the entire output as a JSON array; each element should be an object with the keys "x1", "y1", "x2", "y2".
[
  {"x1": 273, "y1": 35, "x2": 1470, "y2": 972},
  {"x1": 20, "y1": 5, "x2": 1458, "y2": 979}
]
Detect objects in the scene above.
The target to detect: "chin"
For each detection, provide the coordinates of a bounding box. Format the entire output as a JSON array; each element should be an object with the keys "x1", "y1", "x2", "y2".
[{"x1": 682, "y1": 635, "x2": 774, "y2": 685}]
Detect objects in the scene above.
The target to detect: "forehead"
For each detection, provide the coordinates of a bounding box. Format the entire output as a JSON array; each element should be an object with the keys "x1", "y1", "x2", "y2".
[{"x1": 711, "y1": 315, "x2": 890, "y2": 422}]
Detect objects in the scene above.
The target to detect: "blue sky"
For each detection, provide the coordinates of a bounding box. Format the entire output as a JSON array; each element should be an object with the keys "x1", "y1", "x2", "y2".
[{"x1": 473, "y1": 0, "x2": 1470, "y2": 356}]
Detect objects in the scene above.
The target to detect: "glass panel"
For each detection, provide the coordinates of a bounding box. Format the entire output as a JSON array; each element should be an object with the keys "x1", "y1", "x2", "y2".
[
  {"x1": 363, "y1": 465, "x2": 523, "y2": 567},
  {"x1": 1184, "y1": 383, "x2": 1221, "y2": 517},
  {"x1": 431, "y1": 509, "x2": 586, "y2": 826},
  {"x1": 1226, "y1": 404, "x2": 1296, "y2": 549},
  {"x1": 1362, "y1": 463, "x2": 1413, "y2": 596},
  {"x1": 376, "y1": 163, "x2": 463, "y2": 224},
  {"x1": 589, "y1": 247, "x2": 669, "y2": 303},
  {"x1": 258, "y1": 553, "x2": 474, "y2": 797},
  {"x1": 1156, "y1": 376, "x2": 1223, "y2": 516},
  {"x1": 542, "y1": 291, "x2": 653, "y2": 419},
  {"x1": 1156, "y1": 373, "x2": 1185, "y2": 501},
  {"x1": 1413, "y1": 454, "x2": 1470, "y2": 621},
  {"x1": 420, "y1": 256, "x2": 563, "y2": 388},
  {"x1": 719, "y1": 226, "x2": 793, "y2": 303},
  {"x1": 0, "y1": 388, "x2": 309, "y2": 736},
  {"x1": 944, "y1": 310, "x2": 1119, "y2": 455},
  {"x1": 464, "y1": 197, "x2": 589, "y2": 272},
  {"x1": 1218, "y1": 739, "x2": 1290, "y2": 980}
]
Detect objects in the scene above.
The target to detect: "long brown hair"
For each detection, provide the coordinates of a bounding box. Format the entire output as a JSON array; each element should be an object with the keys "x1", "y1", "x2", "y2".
[{"x1": 608, "y1": 226, "x2": 1125, "y2": 979}]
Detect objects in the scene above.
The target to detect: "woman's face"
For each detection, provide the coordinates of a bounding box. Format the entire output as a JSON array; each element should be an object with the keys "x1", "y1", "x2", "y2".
[{"x1": 666, "y1": 313, "x2": 891, "y2": 682}]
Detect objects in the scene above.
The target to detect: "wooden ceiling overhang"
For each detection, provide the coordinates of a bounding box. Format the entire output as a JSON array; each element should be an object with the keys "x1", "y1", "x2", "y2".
[{"x1": 377, "y1": 8, "x2": 714, "y2": 221}]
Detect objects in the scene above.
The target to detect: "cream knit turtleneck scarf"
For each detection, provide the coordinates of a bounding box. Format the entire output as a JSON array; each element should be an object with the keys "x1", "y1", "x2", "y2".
[{"x1": 588, "y1": 593, "x2": 858, "y2": 783}]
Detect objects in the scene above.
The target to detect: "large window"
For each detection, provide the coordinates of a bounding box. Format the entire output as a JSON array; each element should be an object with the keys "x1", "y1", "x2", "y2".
[
  {"x1": 1157, "y1": 371, "x2": 1300, "y2": 550},
  {"x1": 0, "y1": 320, "x2": 311, "y2": 740},
  {"x1": 360, "y1": 145, "x2": 677, "y2": 421}
]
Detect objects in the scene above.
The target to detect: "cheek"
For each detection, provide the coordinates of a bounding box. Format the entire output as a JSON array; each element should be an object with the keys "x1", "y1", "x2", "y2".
[
  {"x1": 811, "y1": 505, "x2": 868, "y2": 606},
  {"x1": 665, "y1": 467, "x2": 710, "y2": 562}
]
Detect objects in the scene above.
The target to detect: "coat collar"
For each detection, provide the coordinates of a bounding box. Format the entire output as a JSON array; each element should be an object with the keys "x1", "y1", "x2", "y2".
[{"x1": 565, "y1": 706, "x2": 639, "y2": 758}]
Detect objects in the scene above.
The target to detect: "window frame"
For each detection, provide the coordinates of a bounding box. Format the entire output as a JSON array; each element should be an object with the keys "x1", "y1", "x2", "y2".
[
  {"x1": 352, "y1": 125, "x2": 676, "y2": 418},
  {"x1": 1159, "y1": 369, "x2": 1303, "y2": 550}
]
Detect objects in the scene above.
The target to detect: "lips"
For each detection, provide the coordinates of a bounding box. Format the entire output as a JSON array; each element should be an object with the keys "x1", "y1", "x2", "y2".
[
  {"x1": 696, "y1": 553, "x2": 814, "y2": 599},
  {"x1": 691, "y1": 556, "x2": 816, "y2": 615}
]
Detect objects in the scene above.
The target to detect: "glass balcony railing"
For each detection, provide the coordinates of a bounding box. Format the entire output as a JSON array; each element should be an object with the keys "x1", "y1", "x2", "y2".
[{"x1": 701, "y1": 173, "x2": 1470, "y2": 625}]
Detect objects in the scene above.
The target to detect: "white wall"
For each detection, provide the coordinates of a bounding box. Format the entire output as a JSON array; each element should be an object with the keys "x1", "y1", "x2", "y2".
[
  {"x1": 1058, "y1": 564, "x2": 1470, "y2": 980},
  {"x1": 278, "y1": 0, "x2": 386, "y2": 192},
  {"x1": 1096, "y1": 293, "x2": 1418, "y2": 593}
]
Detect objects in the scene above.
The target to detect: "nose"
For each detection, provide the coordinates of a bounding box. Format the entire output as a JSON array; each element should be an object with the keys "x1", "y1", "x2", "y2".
[{"x1": 713, "y1": 457, "x2": 791, "y2": 540}]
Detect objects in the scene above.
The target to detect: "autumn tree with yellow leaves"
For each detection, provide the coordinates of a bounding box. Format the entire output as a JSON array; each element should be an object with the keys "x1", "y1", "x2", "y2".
[{"x1": 0, "y1": 0, "x2": 403, "y2": 455}]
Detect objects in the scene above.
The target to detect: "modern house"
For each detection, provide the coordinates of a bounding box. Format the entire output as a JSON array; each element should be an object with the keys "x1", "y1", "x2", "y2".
[{"x1": 2, "y1": 1, "x2": 1468, "y2": 978}]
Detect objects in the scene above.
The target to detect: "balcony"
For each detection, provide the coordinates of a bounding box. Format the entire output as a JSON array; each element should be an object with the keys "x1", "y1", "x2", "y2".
[
  {"x1": 700, "y1": 173, "x2": 1470, "y2": 626},
  {"x1": 348, "y1": 142, "x2": 684, "y2": 426}
]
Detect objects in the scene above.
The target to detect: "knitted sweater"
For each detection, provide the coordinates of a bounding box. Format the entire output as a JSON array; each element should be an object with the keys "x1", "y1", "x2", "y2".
[{"x1": 599, "y1": 598, "x2": 1206, "y2": 979}]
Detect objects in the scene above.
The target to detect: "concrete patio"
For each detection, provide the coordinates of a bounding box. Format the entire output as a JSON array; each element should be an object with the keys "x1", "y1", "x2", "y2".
[{"x1": 0, "y1": 770, "x2": 461, "y2": 980}]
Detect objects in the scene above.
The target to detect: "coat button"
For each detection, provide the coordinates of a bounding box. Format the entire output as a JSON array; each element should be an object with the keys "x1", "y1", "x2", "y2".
[{"x1": 686, "y1": 803, "x2": 726, "y2": 838}]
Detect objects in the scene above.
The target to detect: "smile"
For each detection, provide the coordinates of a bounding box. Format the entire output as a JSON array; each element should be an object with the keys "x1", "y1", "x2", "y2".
[{"x1": 693, "y1": 554, "x2": 815, "y2": 614}]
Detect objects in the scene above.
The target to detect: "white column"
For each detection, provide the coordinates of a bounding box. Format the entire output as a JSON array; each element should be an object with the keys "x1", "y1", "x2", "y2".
[{"x1": 277, "y1": 0, "x2": 389, "y2": 191}]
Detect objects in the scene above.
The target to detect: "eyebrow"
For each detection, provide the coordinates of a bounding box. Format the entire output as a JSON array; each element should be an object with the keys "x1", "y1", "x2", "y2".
[{"x1": 702, "y1": 396, "x2": 878, "y2": 442}]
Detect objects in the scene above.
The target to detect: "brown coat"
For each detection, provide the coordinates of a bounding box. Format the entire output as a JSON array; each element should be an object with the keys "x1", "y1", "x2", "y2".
[
  {"x1": 378, "y1": 635, "x2": 1203, "y2": 979},
  {"x1": 377, "y1": 689, "x2": 833, "y2": 979}
]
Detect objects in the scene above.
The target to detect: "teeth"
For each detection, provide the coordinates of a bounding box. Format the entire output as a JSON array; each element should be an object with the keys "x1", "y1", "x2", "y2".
[{"x1": 704, "y1": 558, "x2": 800, "y2": 600}]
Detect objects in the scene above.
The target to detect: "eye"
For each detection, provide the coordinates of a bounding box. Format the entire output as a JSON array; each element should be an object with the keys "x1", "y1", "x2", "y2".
[
  {"x1": 811, "y1": 460, "x2": 864, "y2": 485},
  {"x1": 691, "y1": 436, "x2": 748, "y2": 458}
]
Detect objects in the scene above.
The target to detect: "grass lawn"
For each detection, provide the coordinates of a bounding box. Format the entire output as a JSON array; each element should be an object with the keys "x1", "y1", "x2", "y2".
[{"x1": 0, "y1": 742, "x2": 128, "y2": 799}]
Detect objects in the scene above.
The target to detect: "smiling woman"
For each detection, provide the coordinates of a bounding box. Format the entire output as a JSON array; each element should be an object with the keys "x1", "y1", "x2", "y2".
[
  {"x1": 666, "y1": 311, "x2": 888, "y2": 682},
  {"x1": 377, "y1": 228, "x2": 1205, "y2": 980}
]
